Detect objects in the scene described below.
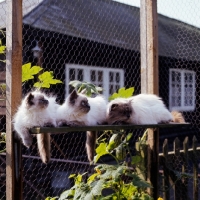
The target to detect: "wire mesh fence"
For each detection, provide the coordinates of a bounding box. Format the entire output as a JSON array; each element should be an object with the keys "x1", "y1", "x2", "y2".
[
  {"x1": 158, "y1": 0, "x2": 200, "y2": 199},
  {"x1": 0, "y1": 0, "x2": 200, "y2": 199}
]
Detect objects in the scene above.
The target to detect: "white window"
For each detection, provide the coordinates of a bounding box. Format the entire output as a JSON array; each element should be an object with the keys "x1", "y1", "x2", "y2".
[
  {"x1": 66, "y1": 64, "x2": 124, "y2": 99},
  {"x1": 169, "y1": 69, "x2": 196, "y2": 111}
]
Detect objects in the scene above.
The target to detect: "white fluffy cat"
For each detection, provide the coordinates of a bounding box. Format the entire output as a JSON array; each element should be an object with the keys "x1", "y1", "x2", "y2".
[
  {"x1": 56, "y1": 90, "x2": 107, "y2": 161},
  {"x1": 56, "y1": 90, "x2": 107, "y2": 126},
  {"x1": 13, "y1": 90, "x2": 58, "y2": 163},
  {"x1": 107, "y1": 94, "x2": 185, "y2": 125}
]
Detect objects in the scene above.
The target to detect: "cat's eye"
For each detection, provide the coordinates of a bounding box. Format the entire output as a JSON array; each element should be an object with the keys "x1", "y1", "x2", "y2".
[{"x1": 81, "y1": 101, "x2": 86, "y2": 106}]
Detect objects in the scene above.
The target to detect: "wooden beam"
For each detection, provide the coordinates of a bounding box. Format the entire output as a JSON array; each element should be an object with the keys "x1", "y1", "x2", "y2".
[
  {"x1": 140, "y1": 0, "x2": 159, "y2": 199},
  {"x1": 29, "y1": 123, "x2": 190, "y2": 134},
  {"x1": 140, "y1": 0, "x2": 158, "y2": 94},
  {"x1": 6, "y1": 0, "x2": 22, "y2": 200}
]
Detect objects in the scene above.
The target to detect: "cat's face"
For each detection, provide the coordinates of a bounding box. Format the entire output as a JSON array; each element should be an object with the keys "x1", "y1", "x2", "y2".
[
  {"x1": 107, "y1": 100, "x2": 132, "y2": 125},
  {"x1": 26, "y1": 92, "x2": 49, "y2": 110},
  {"x1": 68, "y1": 90, "x2": 90, "y2": 114}
]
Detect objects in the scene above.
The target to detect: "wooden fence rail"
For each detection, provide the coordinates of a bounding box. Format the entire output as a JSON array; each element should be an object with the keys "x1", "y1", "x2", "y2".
[{"x1": 159, "y1": 136, "x2": 200, "y2": 200}]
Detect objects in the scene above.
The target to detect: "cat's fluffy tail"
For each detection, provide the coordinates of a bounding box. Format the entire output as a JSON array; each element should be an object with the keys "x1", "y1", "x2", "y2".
[
  {"x1": 36, "y1": 133, "x2": 51, "y2": 163},
  {"x1": 171, "y1": 111, "x2": 185, "y2": 123},
  {"x1": 86, "y1": 131, "x2": 97, "y2": 162}
]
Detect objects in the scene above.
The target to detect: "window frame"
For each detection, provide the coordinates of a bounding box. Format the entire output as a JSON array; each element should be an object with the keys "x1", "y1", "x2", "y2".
[
  {"x1": 65, "y1": 64, "x2": 124, "y2": 99},
  {"x1": 169, "y1": 68, "x2": 196, "y2": 111}
]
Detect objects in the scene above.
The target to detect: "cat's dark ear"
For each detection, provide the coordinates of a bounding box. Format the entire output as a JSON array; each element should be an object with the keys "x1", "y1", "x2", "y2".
[
  {"x1": 69, "y1": 90, "x2": 78, "y2": 104},
  {"x1": 110, "y1": 103, "x2": 118, "y2": 111},
  {"x1": 26, "y1": 93, "x2": 34, "y2": 106}
]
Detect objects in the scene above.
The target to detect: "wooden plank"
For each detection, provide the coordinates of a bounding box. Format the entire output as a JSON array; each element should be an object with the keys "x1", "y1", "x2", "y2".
[
  {"x1": 6, "y1": 0, "x2": 22, "y2": 200},
  {"x1": 30, "y1": 123, "x2": 190, "y2": 134},
  {"x1": 159, "y1": 146, "x2": 200, "y2": 156},
  {"x1": 140, "y1": 0, "x2": 159, "y2": 198}
]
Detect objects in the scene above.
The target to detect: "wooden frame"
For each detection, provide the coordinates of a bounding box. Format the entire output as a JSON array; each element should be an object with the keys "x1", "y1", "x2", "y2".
[
  {"x1": 6, "y1": 0, "x2": 22, "y2": 200},
  {"x1": 140, "y1": 0, "x2": 159, "y2": 198},
  {"x1": 5, "y1": 0, "x2": 193, "y2": 200}
]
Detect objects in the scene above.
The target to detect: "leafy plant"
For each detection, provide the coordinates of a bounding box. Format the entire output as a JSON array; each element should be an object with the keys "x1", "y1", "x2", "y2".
[
  {"x1": 109, "y1": 87, "x2": 134, "y2": 101},
  {"x1": 22, "y1": 63, "x2": 62, "y2": 88},
  {"x1": 69, "y1": 80, "x2": 102, "y2": 97},
  {"x1": 22, "y1": 63, "x2": 43, "y2": 82},
  {"x1": 55, "y1": 129, "x2": 152, "y2": 200},
  {"x1": 0, "y1": 39, "x2": 6, "y2": 55},
  {"x1": 0, "y1": 29, "x2": 6, "y2": 63},
  {"x1": 0, "y1": 132, "x2": 6, "y2": 153},
  {"x1": 51, "y1": 85, "x2": 153, "y2": 200},
  {"x1": 45, "y1": 197, "x2": 58, "y2": 200}
]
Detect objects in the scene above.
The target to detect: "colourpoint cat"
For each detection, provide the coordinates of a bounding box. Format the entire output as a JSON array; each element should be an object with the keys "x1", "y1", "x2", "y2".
[
  {"x1": 106, "y1": 94, "x2": 185, "y2": 125},
  {"x1": 56, "y1": 90, "x2": 107, "y2": 161},
  {"x1": 13, "y1": 90, "x2": 58, "y2": 163}
]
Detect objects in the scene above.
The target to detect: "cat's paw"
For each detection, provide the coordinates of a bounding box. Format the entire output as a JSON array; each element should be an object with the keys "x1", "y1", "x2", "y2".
[
  {"x1": 57, "y1": 120, "x2": 69, "y2": 127},
  {"x1": 66, "y1": 121, "x2": 81, "y2": 127},
  {"x1": 22, "y1": 136, "x2": 33, "y2": 148},
  {"x1": 43, "y1": 122, "x2": 56, "y2": 127},
  {"x1": 112, "y1": 121, "x2": 126, "y2": 125}
]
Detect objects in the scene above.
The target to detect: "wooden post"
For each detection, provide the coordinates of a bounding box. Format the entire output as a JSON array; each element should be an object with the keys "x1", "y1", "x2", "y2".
[
  {"x1": 173, "y1": 137, "x2": 182, "y2": 200},
  {"x1": 192, "y1": 136, "x2": 198, "y2": 200},
  {"x1": 140, "y1": 0, "x2": 158, "y2": 94},
  {"x1": 162, "y1": 139, "x2": 169, "y2": 200},
  {"x1": 140, "y1": 0, "x2": 159, "y2": 199},
  {"x1": 182, "y1": 137, "x2": 188, "y2": 199},
  {"x1": 6, "y1": 0, "x2": 22, "y2": 200}
]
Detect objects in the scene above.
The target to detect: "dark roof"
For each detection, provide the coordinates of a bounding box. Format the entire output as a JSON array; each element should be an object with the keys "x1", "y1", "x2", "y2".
[
  {"x1": 2, "y1": 0, "x2": 200, "y2": 61},
  {"x1": 23, "y1": 0, "x2": 140, "y2": 51},
  {"x1": 0, "y1": 0, "x2": 42, "y2": 28}
]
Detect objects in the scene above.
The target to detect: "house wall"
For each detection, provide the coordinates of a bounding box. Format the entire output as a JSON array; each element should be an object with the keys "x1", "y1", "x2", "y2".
[
  {"x1": 23, "y1": 25, "x2": 141, "y2": 104},
  {"x1": 159, "y1": 56, "x2": 200, "y2": 150}
]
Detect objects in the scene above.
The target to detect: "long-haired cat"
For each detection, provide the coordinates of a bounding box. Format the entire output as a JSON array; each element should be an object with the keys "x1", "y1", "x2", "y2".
[
  {"x1": 106, "y1": 94, "x2": 185, "y2": 125},
  {"x1": 56, "y1": 90, "x2": 107, "y2": 161},
  {"x1": 13, "y1": 90, "x2": 58, "y2": 163}
]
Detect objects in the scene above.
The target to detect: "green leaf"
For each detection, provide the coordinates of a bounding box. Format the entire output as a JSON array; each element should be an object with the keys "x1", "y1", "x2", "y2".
[
  {"x1": 94, "y1": 142, "x2": 108, "y2": 163},
  {"x1": 73, "y1": 183, "x2": 89, "y2": 200},
  {"x1": 131, "y1": 156, "x2": 141, "y2": 164},
  {"x1": 22, "y1": 63, "x2": 43, "y2": 82},
  {"x1": 34, "y1": 71, "x2": 62, "y2": 88},
  {"x1": 106, "y1": 133, "x2": 122, "y2": 152},
  {"x1": 75, "y1": 173, "x2": 86, "y2": 185},
  {"x1": 45, "y1": 197, "x2": 58, "y2": 200},
  {"x1": 121, "y1": 184, "x2": 137, "y2": 198},
  {"x1": 69, "y1": 80, "x2": 102, "y2": 96},
  {"x1": 0, "y1": 45, "x2": 6, "y2": 54},
  {"x1": 69, "y1": 174, "x2": 76, "y2": 179},
  {"x1": 130, "y1": 174, "x2": 152, "y2": 188},
  {"x1": 109, "y1": 87, "x2": 134, "y2": 100},
  {"x1": 90, "y1": 179, "x2": 104, "y2": 196},
  {"x1": 87, "y1": 173, "x2": 99, "y2": 185},
  {"x1": 115, "y1": 144, "x2": 126, "y2": 161},
  {"x1": 59, "y1": 189, "x2": 75, "y2": 200},
  {"x1": 123, "y1": 133, "x2": 133, "y2": 142},
  {"x1": 69, "y1": 80, "x2": 82, "y2": 88}
]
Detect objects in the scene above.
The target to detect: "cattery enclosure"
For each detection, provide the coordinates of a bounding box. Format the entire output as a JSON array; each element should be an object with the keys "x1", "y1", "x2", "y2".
[{"x1": 0, "y1": 0, "x2": 200, "y2": 200}]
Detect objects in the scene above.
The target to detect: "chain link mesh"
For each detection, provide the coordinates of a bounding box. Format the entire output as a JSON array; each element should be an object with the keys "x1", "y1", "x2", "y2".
[
  {"x1": 158, "y1": 0, "x2": 200, "y2": 199},
  {"x1": 0, "y1": 0, "x2": 200, "y2": 199}
]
